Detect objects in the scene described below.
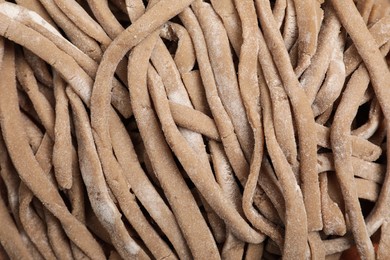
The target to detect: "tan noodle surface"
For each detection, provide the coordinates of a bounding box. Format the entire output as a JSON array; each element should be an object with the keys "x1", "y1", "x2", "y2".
[{"x1": 0, "y1": 0, "x2": 389, "y2": 259}]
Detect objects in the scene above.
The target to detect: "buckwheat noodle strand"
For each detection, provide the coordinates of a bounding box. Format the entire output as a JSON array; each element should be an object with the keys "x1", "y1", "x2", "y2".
[{"x1": 0, "y1": 0, "x2": 389, "y2": 259}]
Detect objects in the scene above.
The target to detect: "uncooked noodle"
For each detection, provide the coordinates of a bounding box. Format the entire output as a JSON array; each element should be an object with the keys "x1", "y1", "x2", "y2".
[{"x1": 0, "y1": 0, "x2": 389, "y2": 259}]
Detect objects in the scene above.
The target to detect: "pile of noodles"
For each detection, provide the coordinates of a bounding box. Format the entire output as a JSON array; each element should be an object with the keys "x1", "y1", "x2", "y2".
[{"x1": 0, "y1": 0, "x2": 389, "y2": 259}]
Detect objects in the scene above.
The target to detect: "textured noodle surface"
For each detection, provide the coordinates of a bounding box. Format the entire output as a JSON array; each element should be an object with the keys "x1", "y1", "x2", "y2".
[{"x1": 0, "y1": 0, "x2": 389, "y2": 259}]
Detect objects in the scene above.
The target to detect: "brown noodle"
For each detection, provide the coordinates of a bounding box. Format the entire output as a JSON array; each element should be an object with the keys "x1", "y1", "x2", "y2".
[{"x1": 0, "y1": 0, "x2": 389, "y2": 259}]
